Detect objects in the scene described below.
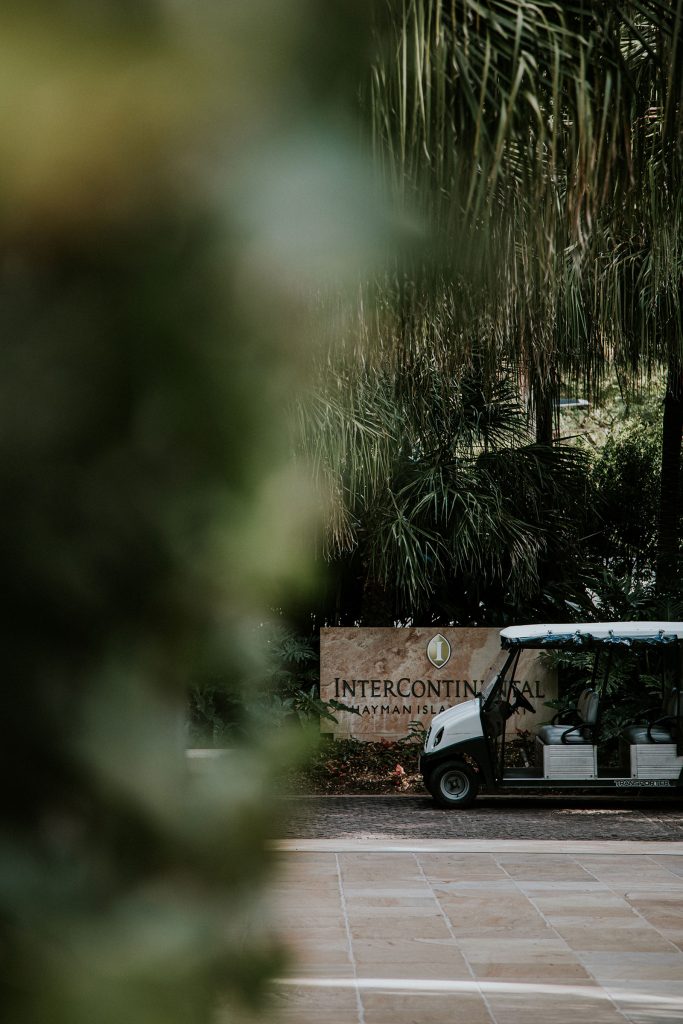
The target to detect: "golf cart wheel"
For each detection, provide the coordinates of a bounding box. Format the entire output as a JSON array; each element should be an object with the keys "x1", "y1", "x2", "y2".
[{"x1": 430, "y1": 762, "x2": 479, "y2": 809}]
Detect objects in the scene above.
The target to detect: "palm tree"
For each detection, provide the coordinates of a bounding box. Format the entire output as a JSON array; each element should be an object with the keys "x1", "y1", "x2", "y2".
[
  {"x1": 368, "y1": 0, "x2": 683, "y2": 593},
  {"x1": 368, "y1": 1, "x2": 619, "y2": 432},
  {"x1": 302, "y1": 349, "x2": 591, "y2": 624},
  {"x1": 584, "y1": 8, "x2": 683, "y2": 592}
]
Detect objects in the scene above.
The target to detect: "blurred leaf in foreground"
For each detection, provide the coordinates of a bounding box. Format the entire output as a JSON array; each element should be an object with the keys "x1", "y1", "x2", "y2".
[{"x1": 0, "y1": 2, "x2": 382, "y2": 1022}]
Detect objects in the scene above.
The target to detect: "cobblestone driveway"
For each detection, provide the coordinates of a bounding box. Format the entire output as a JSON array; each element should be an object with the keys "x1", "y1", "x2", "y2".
[{"x1": 279, "y1": 795, "x2": 683, "y2": 841}]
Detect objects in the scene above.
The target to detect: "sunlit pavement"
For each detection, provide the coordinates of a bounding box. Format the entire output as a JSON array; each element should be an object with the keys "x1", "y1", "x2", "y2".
[{"x1": 268, "y1": 837, "x2": 683, "y2": 1024}]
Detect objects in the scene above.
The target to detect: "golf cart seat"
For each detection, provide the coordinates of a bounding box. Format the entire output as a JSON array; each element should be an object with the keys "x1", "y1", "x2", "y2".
[
  {"x1": 623, "y1": 688, "x2": 680, "y2": 745},
  {"x1": 537, "y1": 688, "x2": 599, "y2": 745}
]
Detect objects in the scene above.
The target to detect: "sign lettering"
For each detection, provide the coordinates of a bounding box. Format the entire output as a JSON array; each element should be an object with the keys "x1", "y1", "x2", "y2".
[{"x1": 320, "y1": 627, "x2": 556, "y2": 741}]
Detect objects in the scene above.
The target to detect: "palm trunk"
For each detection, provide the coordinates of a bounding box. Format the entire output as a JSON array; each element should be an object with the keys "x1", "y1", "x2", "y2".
[
  {"x1": 533, "y1": 377, "x2": 554, "y2": 446},
  {"x1": 656, "y1": 359, "x2": 683, "y2": 594}
]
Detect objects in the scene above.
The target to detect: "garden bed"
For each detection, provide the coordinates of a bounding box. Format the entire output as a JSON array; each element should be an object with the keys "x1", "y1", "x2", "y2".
[{"x1": 281, "y1": 735, "x2": 534, "y2": 795}]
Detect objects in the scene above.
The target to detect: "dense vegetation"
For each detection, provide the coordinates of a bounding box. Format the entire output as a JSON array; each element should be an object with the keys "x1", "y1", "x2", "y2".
[
  {"x1": 194, "y1": 0, "x2": 683, "y2": 747},
  {"x1": 302, "y1": 0, "x2": 683, "y2": 628},
  {"x1": 303, "y1": 371, "x2": 673, "y2": 628}
]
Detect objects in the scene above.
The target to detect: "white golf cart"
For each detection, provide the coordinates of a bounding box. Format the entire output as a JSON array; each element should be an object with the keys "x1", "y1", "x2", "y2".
[{"x1": 420, "y1": 621, "x2": 683, "y2": 808}]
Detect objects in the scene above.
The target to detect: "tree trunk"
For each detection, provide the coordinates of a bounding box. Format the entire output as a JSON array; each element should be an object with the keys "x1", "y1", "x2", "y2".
[
  {"x1": 533, "y1": 378, "x2": 554, "y2": 446},
  {"x1": 656, "y1": 360, "x2": 683, "y2": 594}
]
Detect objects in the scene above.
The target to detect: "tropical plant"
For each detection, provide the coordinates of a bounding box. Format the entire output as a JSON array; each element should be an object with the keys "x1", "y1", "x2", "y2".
[
  {"x1": 303, "y1": 357, "x2": 593, "y2": 624},
  {"x1": 244, "y1": 625, "x2": 357, "y2": 727},
  {"x1": 366, "y1": 0, "x2": 683, "y2": 596},
  {"x1": 189, "y1": 624, "x2": 358, "y2": 743},
  {"x1": 575, "y1": 2, "x2": 683, "y2": 593},
  {"x1": 588, "y1": 415, "x2": 662, "y2": 580}
]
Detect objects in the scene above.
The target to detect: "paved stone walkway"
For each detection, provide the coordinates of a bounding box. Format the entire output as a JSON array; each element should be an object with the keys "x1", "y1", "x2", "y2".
[
  {"x1": 263, "y1": 796, "x2": 683, "y2": 1023},
  {"x1": 269, "y1": 841, "x2": 683, "y2": 1024},
  {"x1": 279, "y1": 795, "x2": 683, "y2": 842}
]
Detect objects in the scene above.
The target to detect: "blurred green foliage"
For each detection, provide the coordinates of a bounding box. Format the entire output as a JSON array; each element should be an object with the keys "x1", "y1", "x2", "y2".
[
  {"x1": 188, "y1": 625, "x2": 357, "y2": 746},
  {"x1": 0, "y1": 2, "x2": 383, "y2": 1023}
]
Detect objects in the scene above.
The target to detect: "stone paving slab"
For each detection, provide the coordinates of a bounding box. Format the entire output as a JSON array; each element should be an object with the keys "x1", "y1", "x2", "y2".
[
  {"x1": 268, "y1": 798, "x2": 683, "y2": 1022},
  {"x1": 268, "y1": 843, "x2": 683, "y2": 1024}
]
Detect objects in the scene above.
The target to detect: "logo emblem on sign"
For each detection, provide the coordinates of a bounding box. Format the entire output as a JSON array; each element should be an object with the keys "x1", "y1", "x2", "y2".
[{"x1": 427, "y1": 634, "x2": 451, "y2": 669}]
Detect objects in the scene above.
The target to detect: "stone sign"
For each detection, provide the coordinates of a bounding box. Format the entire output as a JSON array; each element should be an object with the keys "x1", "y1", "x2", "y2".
[{"x1": 320, "y1": 627, "x2": 557, "y2": 740}]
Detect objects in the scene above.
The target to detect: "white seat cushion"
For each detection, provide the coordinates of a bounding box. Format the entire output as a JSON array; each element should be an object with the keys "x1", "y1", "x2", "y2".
[
  {"x1": 537, "y1": 724, "x2": 593, "y2": 745},
  {"x1": 624, "y1": 725, "x2": 675, "y2": 744}
]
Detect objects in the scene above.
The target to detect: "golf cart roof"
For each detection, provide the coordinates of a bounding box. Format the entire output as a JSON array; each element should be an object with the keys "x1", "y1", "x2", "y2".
[{"x1": 500, "y1": 621, "x2": 683, "y2": 650}]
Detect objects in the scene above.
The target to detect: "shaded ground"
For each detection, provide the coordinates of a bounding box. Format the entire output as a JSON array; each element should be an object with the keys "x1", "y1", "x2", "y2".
[{"x1": 278, "y1": 795, "x2": 683, "y2": 841}]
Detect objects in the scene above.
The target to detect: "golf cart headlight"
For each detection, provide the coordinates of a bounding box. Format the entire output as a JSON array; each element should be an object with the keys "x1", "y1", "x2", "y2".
[{"x1": 433, "y1": 727, "x2": 444, "y2": 748}]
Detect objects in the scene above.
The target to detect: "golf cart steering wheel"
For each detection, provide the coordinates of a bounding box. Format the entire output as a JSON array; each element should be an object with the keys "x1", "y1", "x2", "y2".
[{"x1": 510, "y1": 683, "x2": 534, "y2": 713}]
